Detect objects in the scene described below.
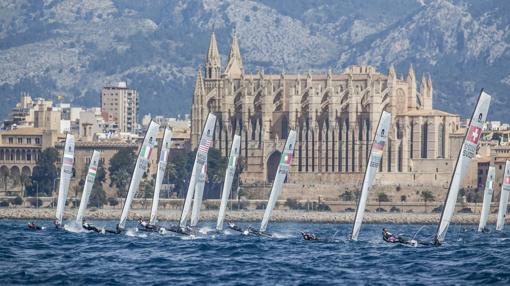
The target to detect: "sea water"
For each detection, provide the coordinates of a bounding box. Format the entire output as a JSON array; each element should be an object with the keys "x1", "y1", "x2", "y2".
[{"x1": 1, "y1": 220, "x2": 509, "y2": 285}]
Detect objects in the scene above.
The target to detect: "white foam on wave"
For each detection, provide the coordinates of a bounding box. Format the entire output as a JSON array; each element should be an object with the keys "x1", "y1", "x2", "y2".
[
  {"x1": 64, "y1": 221, "x2": 87, "y2": 233},
  {"x1": 271, "y1": 232, "x2": 295, "y2": 239},
  {"x1": 199, "y1": 226, "x2": 214, "y2": 235},
  {"x1": 126, "y1": 228, "x2": 147, "y2": 238}
]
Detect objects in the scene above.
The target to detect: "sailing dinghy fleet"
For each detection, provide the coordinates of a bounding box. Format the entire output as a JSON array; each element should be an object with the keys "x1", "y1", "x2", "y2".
[{"x1": 29, "y1": 89, "x2": 509, "y2": 245}]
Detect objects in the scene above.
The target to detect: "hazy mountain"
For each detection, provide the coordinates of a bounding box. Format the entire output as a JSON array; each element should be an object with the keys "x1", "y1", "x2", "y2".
[{"x1": 0, "y1": 0, "x2": 509, "y2": 121}]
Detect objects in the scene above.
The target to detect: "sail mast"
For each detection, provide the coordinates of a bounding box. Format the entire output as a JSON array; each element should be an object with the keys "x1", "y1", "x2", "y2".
[
  {"x1": 76, "y1": 150, "x2": 101, "y2": 224},
  {"x1": 260, "y1": 130, "x2": 297, "y2": 233},
  {"x1": 216, "y1": 135, "x2": 241, "y2": 231},
  {"x1": 55, "y1": 133, "x2": 75, "y2": 226},
  {"x1": 179, "y1": 113, "x2": 216, "y2": 228},
  {"x1": 478, "y1": 164, "x2": 495, "y2": 232},
  {"x1": 435, "y1": 90, "x2": 491, "y2": 244},
  {"x1": 149, "y1": 127, "x2": 173, "y2": 225},
  {"x1": 496, "y1": 160, "x2": 510, "y2": 231},
  {"x1": 118, "y1": 121, "x2": 160, "y2": 229},
  {"x1": 351, "y1": 111, "x2": 391, "y2": 241}
]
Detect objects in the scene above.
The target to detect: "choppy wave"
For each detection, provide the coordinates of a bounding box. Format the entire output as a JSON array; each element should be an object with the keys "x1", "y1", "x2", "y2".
[{"x1": 1, "y1": 220, "x2": 510, "y2": 285}]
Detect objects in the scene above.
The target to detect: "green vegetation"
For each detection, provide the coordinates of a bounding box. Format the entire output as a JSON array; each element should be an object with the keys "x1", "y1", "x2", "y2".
[
  {"x1": 109, "y1": 148, "x2": 136, "y2": 198},
  {"x1": 26, "y1": 148, "x2": 59, "y2": 196}
]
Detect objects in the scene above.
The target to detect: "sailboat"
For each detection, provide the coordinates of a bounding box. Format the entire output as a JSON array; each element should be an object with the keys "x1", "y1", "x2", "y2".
[
  {"x1": 165, "y1": 113, "x2": 216, "y2": 235},
  {"x1": 496, "y1": 160, "x2": 510, "y2": 231},
  {"x1": 138, "y1": 127, "x2": 172, "y2": 233},
  {"x1": 478, "y1": 164, "x2": 495, "y2": 232},
  {"x1": 75, "y1": 150, "x2": 101, "y2": 232},
  {"x1": 232, "y1": 130, "x2": 296, "y2": 237},
  {"x1": 54, "y1": 133, "x2": 75, "y2": 229},
  {"x1": 216, "y1": 135, "x2": 241, "y2": 231},
  {"x1": 351, "y1": 111, "x2": 391, "y2": 241},
  {"x1": 433, "y1": 90, "x2": 491, "y2": 245},
  {"x1": 113, "y1": 121, "x2": 160, "y2": 233}
]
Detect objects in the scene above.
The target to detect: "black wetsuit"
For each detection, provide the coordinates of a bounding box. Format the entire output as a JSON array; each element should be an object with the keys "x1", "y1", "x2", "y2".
[
  {"x1": 302, "y1": 232, "x2": 319, "y2": 240},
  {"x1": 247, "y1": 227, "x2": 272, "y2": 237},
  {"x1": 228, "y1": 223, "x2": 243, "y2": 232},
  {"x1": 83, "y1": 223, "x2": 101, "y2": 233},
  {"x1": 27, "y1": 223, "x2": 42, "y2": 230}
]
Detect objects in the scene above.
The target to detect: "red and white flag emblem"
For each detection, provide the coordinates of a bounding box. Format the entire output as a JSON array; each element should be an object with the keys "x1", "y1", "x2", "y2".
[
  {"x1": 505, "y1": 176, "x2": 510, "y2": 185},
  {"x1": 466, "y1": 126, "x2": 482, "y2": 144}
]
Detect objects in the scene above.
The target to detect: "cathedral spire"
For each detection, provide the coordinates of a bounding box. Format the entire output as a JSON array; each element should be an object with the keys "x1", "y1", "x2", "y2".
[
  {"x1": 205, "y1": 32, "x2": 221, "y2": 79},
  {"x1": 407, "y1": 64, "x2": 415, "y2": 82},
  {"x1": 224, "y1": 29, "x2": 244, "y2": 78},
  {"x1": 193, "y1": 66, "x2": 205, "y2": 103},
  {"x1": 388, "y1": 64, "x2": 396, "y2": 80}
]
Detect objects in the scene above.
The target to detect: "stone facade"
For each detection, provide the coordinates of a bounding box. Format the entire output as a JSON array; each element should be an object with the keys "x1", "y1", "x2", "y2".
[{"x1": 191, "y1": 31, "x2": 462, "y2": 202}]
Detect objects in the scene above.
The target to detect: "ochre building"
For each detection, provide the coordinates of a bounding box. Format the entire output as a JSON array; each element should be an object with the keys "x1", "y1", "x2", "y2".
[{"x1": 191, "y1": 31, "x2": 462, "y2": 202}]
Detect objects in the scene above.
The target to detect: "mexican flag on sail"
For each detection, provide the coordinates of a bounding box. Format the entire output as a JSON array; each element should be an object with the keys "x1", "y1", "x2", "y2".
[
  {"x1": 280, "y1": 152, "x2": 293, "y2": 165},
  {"x1": 88, "y1": 166, "x2": 97, "y2": 178},
  {"x1": 140, "y1": 144, "x2": 152, "y2": 160}
]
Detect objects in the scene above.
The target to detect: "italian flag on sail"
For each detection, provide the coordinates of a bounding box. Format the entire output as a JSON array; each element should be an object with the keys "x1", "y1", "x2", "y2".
[
  {"x1": 140, "y1": 144, "x2": 152, "y2": 160},
  {"x1": 88, "y1": 166, "x2": 97, "y2": 177},
  {"x1": 280, "y1": 152, "x2": 293, "y2": 165}
]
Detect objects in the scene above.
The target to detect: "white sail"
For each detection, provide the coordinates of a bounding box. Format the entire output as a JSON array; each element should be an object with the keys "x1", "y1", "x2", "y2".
[
  {"x1": 179, "y1": 113, "x2": 216, "y2": 228},
  {"x1": 190, "y1": 164, "x2": 206, "y2": 227},
  {"x1": 216, "y1": 135, "x2": 241, "y2": 230},
  {"x1": 149, "y1": 127, "x2": 173, "y2": 225},
  {"x1": 260, "y1": 130, "x2": 297, "y2": 232},
  {"x1": 118, "y1": 121, "x2": 160, "y2": 229},
  {"x1": 496, "y1": 160, "x2": 510, "y2": 231},
  {"x1": 435, "y1": 90, "x2": 491, "y2": 244},
  {"x1": 478, "y1": 165, "x2": 495, "y2": 232},
  {"x1": 76, "y1": 150, "x2": 101, "y2": 224},
  {"x1": 55, "y1": 134, "x2": 75, "y2": 226},
  {"x1": 351, "y1": 111, "x2": 391, "y2": 241}
]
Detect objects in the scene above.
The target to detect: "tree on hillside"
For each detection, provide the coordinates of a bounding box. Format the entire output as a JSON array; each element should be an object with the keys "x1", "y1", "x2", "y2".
[
  {"x1": 26, "y1": 148, "x2": 59, "y2": 196},
  {"x1": 109, "y1": 148, "x2": 136, "y2": 198}
]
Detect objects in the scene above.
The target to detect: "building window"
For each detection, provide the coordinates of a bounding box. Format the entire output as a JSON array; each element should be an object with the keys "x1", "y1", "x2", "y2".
[
  {"x1": 8, "y1": 137, "x2": 13, "y2": 144},
  {"x1": 26, "y1": 138, "x2": 31, "y2": 144},
  {"x1": 18, "y1": 138, "x2": 23, "y2": 144},
  {"x1": 35, "y1": 138, "x2": 41, "y2": 145}
]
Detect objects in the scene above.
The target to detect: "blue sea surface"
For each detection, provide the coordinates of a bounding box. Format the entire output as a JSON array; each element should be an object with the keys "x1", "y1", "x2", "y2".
[{"x1": 0, "y1": 219, "x2": 509, "y2": 285}]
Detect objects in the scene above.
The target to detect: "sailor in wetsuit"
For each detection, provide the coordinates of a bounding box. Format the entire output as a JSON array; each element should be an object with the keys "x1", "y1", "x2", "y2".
[
  {"x1": 138, "y1": 217, "x2": 158, "y2": 231},
  {"x1": 54, "y1": 219, "x2": 63, "y2": 229},
  {"x1": 228, "y1": 221, "x2": 243, "y2": 232},
  {"x1": 27, "y1": 221, "x2": 42, "y2": 230},
  {"x1": 302, "y1": 232, "x2": 319, "y2": 241},
  {"x1": 82, "y1": 218, "x2": 101, "y2": 233},
  {"x1": 382, "y1": 228, "x2": 399, "y2": 243}
]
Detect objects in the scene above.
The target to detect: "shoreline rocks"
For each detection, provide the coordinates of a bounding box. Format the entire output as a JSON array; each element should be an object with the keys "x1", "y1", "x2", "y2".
[{"x1": 0, "y1": 208, "x2": 502, "y2": 225}]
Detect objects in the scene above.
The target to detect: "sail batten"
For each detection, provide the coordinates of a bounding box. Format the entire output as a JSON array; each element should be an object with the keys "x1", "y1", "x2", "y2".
[
  {"x1": 260, "y1": 130, "x2": 297, "y2": 233},
  {"x1": 55, "y1": 134, "x2": 75, "y2": 226},
  {"x1": 216, "y1": 135, "x2": 241, "y2": 231},
  {"x1": 149, "y1": 128, "x2": 173, "y2": 225},
  {"x1": 496, "y1": 161, "x2": 510, "y2": 231},
  {"x1": 435, "y1": 90, "x2": 491, "y2": 244},
  {"x1": 118, "y1": 121, "x2": 160, "y2": 229},
  {"x1": 179, "y1": 114, "x2": 216, "y2": 228},
  {"x1": 351, "y1": 111, "x2": 391, "y2": 241},
  {"x1": 76, "y1": 150, "x2": 100, "y2": 224},
  {"x1": 478, "y1": 165, "x2": 495, "y2": 232}
]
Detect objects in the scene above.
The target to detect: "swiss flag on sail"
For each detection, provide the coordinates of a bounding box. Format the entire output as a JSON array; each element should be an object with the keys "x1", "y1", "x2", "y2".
[
  {"x1": 466, "y1": 126, "x2": 482, "y2": 144},
  {"x1": 505, "y1": 176, "x2": 510, "y2": 185}
]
